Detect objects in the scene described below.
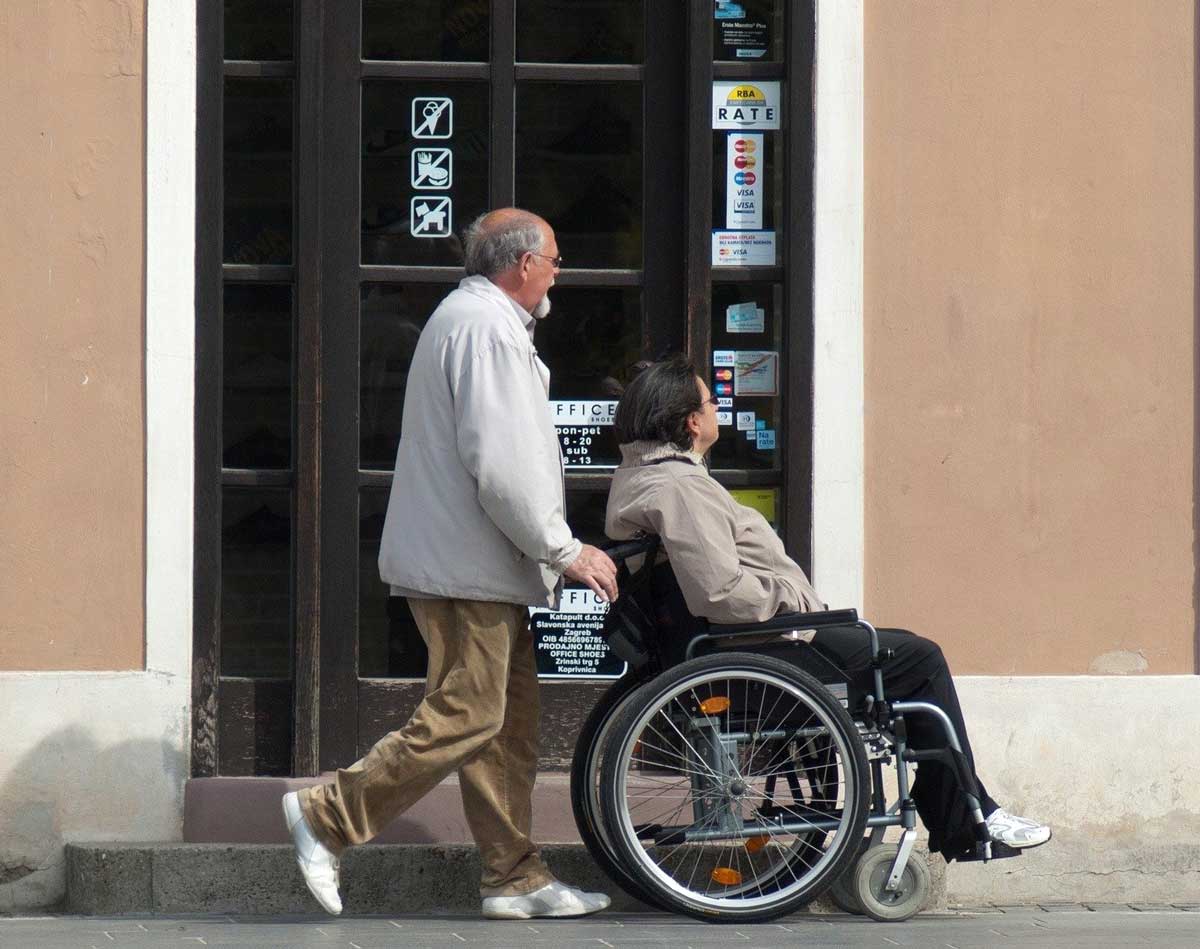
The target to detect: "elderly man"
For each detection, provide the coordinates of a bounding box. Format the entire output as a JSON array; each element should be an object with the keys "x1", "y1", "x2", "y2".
[{"x1": 283, "y1": 209, "x2": 618, "y2": 919}]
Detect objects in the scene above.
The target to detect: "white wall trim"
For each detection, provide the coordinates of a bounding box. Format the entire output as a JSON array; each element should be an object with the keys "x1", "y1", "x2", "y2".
[
  {"x1": 0, "y1": 10, "x2": 198, "y2": 911},
  {"x1": 811, "y1": 0, "x2": 865, "y2": 609},
  {"x1": 145, "y1": 0, "x2": 197, "y2": 681}
]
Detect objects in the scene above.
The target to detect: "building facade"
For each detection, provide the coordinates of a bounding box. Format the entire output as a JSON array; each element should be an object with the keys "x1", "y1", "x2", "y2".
[{"x1": 0, "y1": 0, "x2": 1195, "y2": 911}]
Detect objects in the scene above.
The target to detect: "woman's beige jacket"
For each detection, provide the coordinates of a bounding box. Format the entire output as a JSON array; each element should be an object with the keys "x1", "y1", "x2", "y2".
[{"x1": 605, "y1": 441, "x2": 823, "y2": 624}]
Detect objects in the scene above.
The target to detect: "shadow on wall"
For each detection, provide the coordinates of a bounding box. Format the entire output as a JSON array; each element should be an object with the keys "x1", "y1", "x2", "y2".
[{"x1": 0, "y1": 726, "x2": 186, "y2": 912}]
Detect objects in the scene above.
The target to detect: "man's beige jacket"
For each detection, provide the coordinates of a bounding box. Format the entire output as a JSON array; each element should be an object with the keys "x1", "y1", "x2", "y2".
[
  {"x1": 380, "y1": 276, "x2": 580, "y2": 608},
  {"x1": 605, "y1": 441, "x2": 822, "y2": 623}
]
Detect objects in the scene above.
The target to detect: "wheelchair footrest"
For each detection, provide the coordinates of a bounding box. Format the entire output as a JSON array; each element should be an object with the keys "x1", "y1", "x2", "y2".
[{"x1": 952, "y1": 840, "x2": 1024, "y2": 863}]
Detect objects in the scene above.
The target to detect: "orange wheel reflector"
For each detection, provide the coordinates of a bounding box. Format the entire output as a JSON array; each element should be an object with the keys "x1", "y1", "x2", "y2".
[
  {"x1": 699, "y1": 697, "x2": 731, "y2": 714},
  {"x1": 745, "y1": 835, "x2": 770, "y2": 853},
  {"x1": 711, "y1": 867, "x2": 743, "y2": 886}
]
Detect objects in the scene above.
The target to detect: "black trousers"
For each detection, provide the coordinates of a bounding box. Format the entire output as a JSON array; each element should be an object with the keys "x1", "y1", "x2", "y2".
[{"x1": 811, "y1": 626, "x2": 1000, "y2": 859}]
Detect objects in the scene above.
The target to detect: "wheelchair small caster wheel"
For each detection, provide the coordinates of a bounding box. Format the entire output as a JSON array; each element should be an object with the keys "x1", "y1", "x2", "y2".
[{"x1": 852, "y1": 843, "x2": 930, "y2": 922}]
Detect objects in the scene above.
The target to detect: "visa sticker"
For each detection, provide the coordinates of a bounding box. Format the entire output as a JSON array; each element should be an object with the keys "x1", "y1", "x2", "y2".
[{"x1": 717, "y1": 397, "x2": 733, "y2": 408}]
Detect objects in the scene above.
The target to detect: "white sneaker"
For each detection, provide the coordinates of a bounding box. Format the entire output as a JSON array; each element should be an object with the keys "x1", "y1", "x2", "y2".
[
  {"x1": 986, "y1": 807, "x2": 1052, "y2": 849},
  {"x1": 282, "y1": 791, "x2": 343, "y2": 915},
  {"x1": 481, "y1": 880, "x2": 611, "y2": 919}
]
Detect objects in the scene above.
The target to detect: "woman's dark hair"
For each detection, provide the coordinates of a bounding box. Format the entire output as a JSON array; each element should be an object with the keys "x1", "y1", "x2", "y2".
[{"x1": 613, "y1": 355, "x2": 703, "y2": 450}]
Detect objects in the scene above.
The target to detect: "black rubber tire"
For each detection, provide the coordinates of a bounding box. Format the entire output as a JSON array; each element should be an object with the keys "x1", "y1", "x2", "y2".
[
  {"x1": 569, "y1": 672, "x2": 662, "y2": 908},
  {"x1": 827, "y1": 837, "x2": 871, "y2": 914},
  {"x1": 853, "y1": 843, "x2": 930, "y2": 922},
  {"x1": 598, "y1": 653, "x2": 870, "y2": 922}
]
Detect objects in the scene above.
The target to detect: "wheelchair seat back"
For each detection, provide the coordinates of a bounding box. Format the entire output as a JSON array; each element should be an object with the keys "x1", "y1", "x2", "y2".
[{"x1": 601, "y1": 535, "x2": 864, "y2": 713}]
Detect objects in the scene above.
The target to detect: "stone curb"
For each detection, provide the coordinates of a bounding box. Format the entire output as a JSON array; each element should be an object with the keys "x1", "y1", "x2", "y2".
[
  {"x1": 67, "y1": 844, "x2": 657, "y2": 916},
  {"x1": 67, "y1": 843, "x2": 950, "y2": 917}
]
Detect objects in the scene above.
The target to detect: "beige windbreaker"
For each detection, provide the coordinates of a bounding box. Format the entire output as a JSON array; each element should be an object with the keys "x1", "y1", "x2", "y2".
[
  {"x1": 605, "y1": 441, "x2": 823, "y2": 624},
  {"x1": 379, "y1": 276, "x2": 581, "y2": 608}
]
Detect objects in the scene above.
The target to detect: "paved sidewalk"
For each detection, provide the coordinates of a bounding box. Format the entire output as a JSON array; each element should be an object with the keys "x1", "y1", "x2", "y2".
[{"x1": 1, "y1": 907, "x2": 1199, "y2": 949}]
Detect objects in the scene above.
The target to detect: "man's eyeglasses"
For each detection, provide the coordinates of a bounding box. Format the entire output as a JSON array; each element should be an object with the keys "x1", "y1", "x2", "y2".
[
  {"x1": 529, "y1": 252, "x2": 563, "y2": 268},
  {"x1": 700, "y1": 395, "x2": 720, "y2": 408}
]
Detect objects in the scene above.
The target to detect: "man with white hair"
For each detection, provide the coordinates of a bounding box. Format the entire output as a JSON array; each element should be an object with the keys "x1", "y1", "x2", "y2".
[{"x1": 283, "y1": 209, "x2": 617, "y2": 919}]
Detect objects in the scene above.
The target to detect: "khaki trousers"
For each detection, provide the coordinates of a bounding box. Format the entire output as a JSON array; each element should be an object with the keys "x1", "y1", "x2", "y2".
[{"x1": 299, "y1": 597, "x2": 554, "y2": 897}]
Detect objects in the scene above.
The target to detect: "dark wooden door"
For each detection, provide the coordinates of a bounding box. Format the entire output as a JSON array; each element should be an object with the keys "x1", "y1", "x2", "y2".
[{"x1": 193, "y1": 0, "x2": 813, "y2": 778}]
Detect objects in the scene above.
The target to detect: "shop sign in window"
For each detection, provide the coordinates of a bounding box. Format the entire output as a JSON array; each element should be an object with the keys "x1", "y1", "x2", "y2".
[
  {"x1": 531, "y1": 588, "x2": 626, "y2": 679},
  {"x1": 552, "y1": 400, "x2": 619, "y2": 469}
]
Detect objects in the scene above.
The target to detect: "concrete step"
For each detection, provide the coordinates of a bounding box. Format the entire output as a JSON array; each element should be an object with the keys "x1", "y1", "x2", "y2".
[
  {"x1": 66, "y1": 841, "x2": 943, "y2": 917},
  {"x1": 183, "y1": 775, "x2": 580, "y2": 845},
  {"x1": 66, "y1": 843, "x2": 654, "y2": 916}
]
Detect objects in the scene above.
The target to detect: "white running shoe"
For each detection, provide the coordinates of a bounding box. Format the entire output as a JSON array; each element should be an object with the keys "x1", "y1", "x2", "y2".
[
  {"x1": 282, "y1": 791, "x2": 343, "y2": 915},
  {"x1": 481, "y1": 880, "x2": 611, "y2": 919},
  {"x1": 986, "y1": 807, "x2": 1052, "y2": 849}
]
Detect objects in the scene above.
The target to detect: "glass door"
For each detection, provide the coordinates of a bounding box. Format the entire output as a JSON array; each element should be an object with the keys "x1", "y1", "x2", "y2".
[{"x1": 194, "y1": 0, "x2": 813, "y2": 777}]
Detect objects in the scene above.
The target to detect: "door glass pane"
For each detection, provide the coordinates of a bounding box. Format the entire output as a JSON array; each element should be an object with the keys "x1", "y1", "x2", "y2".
[
  {"x1": 224, "y1": 284, "x2": 293, "y2": 469},
  {"x1": 221, "y1": 489, "x2": 293, "y2": 676},
  {"x1": 362, "y1": 81, "x2": 490, "y2": 266},
  {"x1": 224, "y1": 0, "x2": 294, "y2": 60},
  {"x1": 517, "y1": 1, "x2": 643, "y2": 64},
  {"x1": 359, "y1": 489, "x2": 430, "y2": 678},
  {"x1": 516, "y1": 82, "x2": 643, "y2": 269},
  {"x1": 708, "y1": 282, "x2": 782, "y2": 470},
  {"x1": 363, "y1": 0, "x2": 490, "y2": 62},
  {"x1": 713, "y1": 0, "x2": 784, "y2": 62},
  {"x1": 538, "y1": 287, "x2": 641, "y2": 470},
  {"x1": 360, "y1": 283, "x2": 448, "y2": 469},
  {"x1": 224, "y1": 78, "x2": 293, "y2": 264},
  {"x1": 712, "y1": 128, "x2": 782, "y2": 266}
]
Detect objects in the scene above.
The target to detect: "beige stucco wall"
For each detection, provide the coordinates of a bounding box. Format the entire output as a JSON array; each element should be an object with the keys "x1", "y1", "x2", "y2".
[
  {"x1": 864, "y1": 0, "x2": 1194, "y2": 673},
  {"x1": 0, "y1": 1, "x2": 146, "y2": 670}
]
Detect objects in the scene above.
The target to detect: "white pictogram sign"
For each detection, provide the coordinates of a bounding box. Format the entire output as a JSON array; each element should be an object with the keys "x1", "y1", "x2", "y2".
[
  {"x1": 411, "y1": 97, "x2": 453, "y2": 139},
  {"x1": 411, "y1": 147, "x2": 453, "y2": 190},
  {"x1": 410, "y1": 196, "x2": 453, "y2": 238}
]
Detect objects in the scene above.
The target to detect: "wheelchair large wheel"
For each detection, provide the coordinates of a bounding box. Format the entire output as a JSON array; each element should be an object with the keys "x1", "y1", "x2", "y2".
[
  {"x1": 598, "y1": 653, "x2": 869, "y2": 922},
  {"x1": 569, "y1": 672, "x2": 663, "y2": 908}
]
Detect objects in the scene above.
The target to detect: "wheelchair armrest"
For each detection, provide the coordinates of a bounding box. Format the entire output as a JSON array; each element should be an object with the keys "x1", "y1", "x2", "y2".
[
  {"x1": 706, "y1": 608, "x2": 859, "y2": 636},
  {"x1": 601, "y1": 535, "x2": 660, "y2": 567}
]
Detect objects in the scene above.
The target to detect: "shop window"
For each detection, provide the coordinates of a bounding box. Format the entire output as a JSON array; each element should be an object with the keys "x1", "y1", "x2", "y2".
[
  {"x1": 223, "y1": 284, "x2": 294, "y2": 470},
  {"x1": 362, "y1": 80, "x2": 490, "y2": 266},
  {"x1": 224, "y1": 0, "x2": 294, "y2": 60},
  {"x1": 359, "y1": 283, "x2": 447, "y2": 470},
  {"x1": 363, "y1": 0, "x2": 490, "y2": 62},
  {"x1": 359, "y1": 489, "x2": 430, "y2": 678},
  {"x1": 537, "y1": 287, "x2": 642, "y2": 470},
  {"x1": 517, "y1": 0, "x2": 643, "y2": 64},
  {"x1": 515, "y1": 82, "x2": 643, "y2": 270},
  {"x1": 220, "y1": 489, "x2": 293, "y2": 677},
  {"x1": 712, "y1": 0, "x2": 784, "y2": 62},
  {"x1": 224, "y1": 79, "x2": 294, "y2": 265},
  {"x1": 708, "y1": 283, "x2": 782, "y2": 471}
]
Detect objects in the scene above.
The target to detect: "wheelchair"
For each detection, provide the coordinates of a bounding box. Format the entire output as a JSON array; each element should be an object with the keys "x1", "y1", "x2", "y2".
[{"x1": 567, "y1": 535, "x2": 1014, "y2": 923}]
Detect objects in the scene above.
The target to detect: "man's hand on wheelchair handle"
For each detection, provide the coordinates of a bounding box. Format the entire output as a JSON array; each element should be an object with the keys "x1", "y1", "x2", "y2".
[{"x1": 564, "y1": 544, "x2": 619, "y2": 602}]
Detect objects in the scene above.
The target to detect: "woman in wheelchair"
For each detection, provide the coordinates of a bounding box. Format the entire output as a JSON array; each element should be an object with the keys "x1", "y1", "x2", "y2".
[{"x1": 604, "y1": 356, "x2": 1050, "y2": 862}]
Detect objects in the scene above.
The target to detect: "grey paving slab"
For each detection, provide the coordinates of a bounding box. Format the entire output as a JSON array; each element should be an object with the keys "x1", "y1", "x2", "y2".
[
  {"x1": 3, "y1": 910, "x2": 1200, "y2": 949},
  {"x1": 2, "y1": 907, "x2": 1200, "y2": 945}
]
